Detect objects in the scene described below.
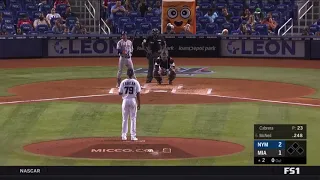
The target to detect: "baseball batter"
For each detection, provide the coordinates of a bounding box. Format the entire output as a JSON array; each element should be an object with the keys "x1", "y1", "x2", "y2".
[
  {"x1": 119, "y1": 68, "x2": 141, "y2": 141},
  {"x1": 116, "y1": 31, "x2": 136, "y2": 87}
]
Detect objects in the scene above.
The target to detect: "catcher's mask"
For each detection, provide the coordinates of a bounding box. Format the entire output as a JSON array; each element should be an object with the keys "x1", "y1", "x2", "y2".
[{"x1": 160, "y1": 48, "x2": 169, "y2": 61}]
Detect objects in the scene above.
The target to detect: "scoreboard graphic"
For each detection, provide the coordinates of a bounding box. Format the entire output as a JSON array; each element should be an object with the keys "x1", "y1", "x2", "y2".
[{"x1": 254, "y1": 124, "x2": 307, "y2": 164}]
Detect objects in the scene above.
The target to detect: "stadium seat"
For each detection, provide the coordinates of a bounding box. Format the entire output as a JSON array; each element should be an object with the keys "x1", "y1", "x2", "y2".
[
  {"x1": 316, "y1": 19, "x2": 320, "y2": 26},
  {"x1": 2, "y1": 17, "x2": 14, "y2": 24},
  {"x1": 196, "y1": 30, "x2": 208, "y2": 34},
  {"x1": 248, "y1": 3, "x2": 257, "y2": 13},
  {"x1": 199, "y1": 0, "x2": 211, "y2": 3},
  {"x1": 196, "y1": 11, "x2": 203, "y2": 20},
  {"x1": 56, "y1": 3, "x2": 67, "y2": 14},
  {"x1": 197, "y1": 17, "x2": 211, "y2": 30},
  {"x1": 134, "y1": 17, "x2": 146, "y2": 30},
  {"x1": 216, "y1": 0, "x2": 227, "y2": 3},
  {"x1": 150, "y1": 17, "x2": 160, "y2": 29},
  {"x1": 9, "y1": 3, "x2": 21, "y2": 15},
  {"x1": 251, "y1": 31, "x2": 260, "y2": 35},
  {"x1": 263, "y1": 4, "x2": 275, "y2": 13},
  {"x1": 2, "y1": 23, "x2": 15, "y2": 34},
  {"x1": 2, "y1": 11, "x2": 13, "y2": 19},
  {"x1": 0, "y1": 1, "x2": 5, "y2": 11},
  {"x1": 123, "y1": 23, "x2": 136, "y2": 34},
  {"x1": 32, "y1": 11, "x2": 42, "y2": 21},
  {"x1": 113, "y1": 11, "x2": 125, "y2": 22},
  {"x1": 24, "y1": 0, "x2": 35, "y2": 4},
  {"x1": 309, "y1": 25, "x2": 319, "y2": 34},
  {"x1": 139, "y1": 22, "x2": 151, "y2": 34},
  {"x1": 199, "y1": 3, "x2": 212, "y2": 13},
  {"x1": 231, "y1": 30, "x2": 242, "y2": 35},
  {"x1": 28, "y1": 31, "x2": 39, "y2": 35},
  {"x1": 230, "y1": 3, "x2": 243, "y2": 16},
  {"x1": 127, "y1": 11, "x2": 140, "y2": 22},
  {"x1": 267, "y1": 0, "x2": 280, "y2": 6},
  {"x1": 214, "y1": 16, "x2": 226, "y2": 29},
  {"x1": 230, "y1": 16, "x2": 241, "y2": 30},
  {"x1": 255, "y1": 24, "x2": 268, "y2": 35},
  {"x1": 205, "y1": 22, "x2": 218, "y2": 34},
  {"x1": 221, "y1": 22, "x2": 234, "y2": 32},
  {"x1": 66, "y1": 17, "x2": 77, "y2": 28},
  {"x1": 276, "y1": 4, "x2": 288, "y2": 18},
  {"x1": 17, "y1": 11, "x2": 28, "y2": 19},
  {"x1": 117, "y1": 17, "x2": 131, "y2": 32},
  {"x1": 25, "y1": 3, "x2": 38, "y2": 16},
  {"x1": 271, "y1": 11, "x2": 281, "y2": 22},
  {"x1": 155, "y1": 23, "x2": 161, "y2": 31},
  {"x1": 20, "y1": 23, "x2": 32, "y2": 33},
  {"x1": 282, "y1": 0, "x2": 294, "y2": 5},
  {"x1": 233, "y1": 0, "x2": 244, "y2": 4},
  {"x1": 145, "y1": 11, "x2": 155, "y2": 21},
  {"x1": 8, "y1": 0, "x2": 18, "y2": 5},
  {"x1": 41, "y1": 4, "x2": 52, "y2": 14},
  {"x1": 196, "y1": 23, "x2": 202, "y2": 31},
  {"x1": 213, "y1": 29, "x2": 221, "y2": 35},
  {"x1": 36, "y1": 24, "x2": 49, "y2": 33},
  {"x1": 215, "y1": 3, "x2": 226, "y2": 15}
]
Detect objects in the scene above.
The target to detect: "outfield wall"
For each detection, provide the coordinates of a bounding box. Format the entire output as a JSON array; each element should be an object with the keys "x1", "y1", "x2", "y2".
[{"x1": 0, "y1": 34, "x2": 319, "y2": 60}]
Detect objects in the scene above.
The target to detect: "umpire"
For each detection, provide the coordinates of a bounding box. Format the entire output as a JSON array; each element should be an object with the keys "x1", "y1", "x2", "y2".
[{"x1": 141, "y1": 28, "x2": 166, "y2": 83}]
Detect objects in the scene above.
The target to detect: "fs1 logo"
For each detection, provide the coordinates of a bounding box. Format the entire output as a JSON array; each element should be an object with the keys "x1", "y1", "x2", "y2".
[
  {"x1": 284, "y1": 167, "x2": 300, "y2": 175},
  {"x1": 54, "y1": 39, "x2": 116, "y2": 55}
]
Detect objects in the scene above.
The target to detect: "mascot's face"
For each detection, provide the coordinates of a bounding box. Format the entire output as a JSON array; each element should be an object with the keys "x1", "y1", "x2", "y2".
[{"x1": 162, "y1": 2, "x2": 196, "y2": 33}]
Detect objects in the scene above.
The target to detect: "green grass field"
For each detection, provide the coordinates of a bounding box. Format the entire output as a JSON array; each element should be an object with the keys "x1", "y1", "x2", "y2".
[{"x1": 0, "y1": 65, "x2": 319, "y2": 166}]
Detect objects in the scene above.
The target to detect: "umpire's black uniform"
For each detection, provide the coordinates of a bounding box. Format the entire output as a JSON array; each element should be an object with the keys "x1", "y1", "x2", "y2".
[{"x1": 142, "y1": 29, "x2": 166, "y2": 83}]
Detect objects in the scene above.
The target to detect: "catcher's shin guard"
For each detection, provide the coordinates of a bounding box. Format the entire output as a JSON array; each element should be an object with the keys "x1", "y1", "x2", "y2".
[
  {"x1": 168, "y1": 69, "x2": 176, "y2": 84},
  {"x1": 153, "y1": 65, "x2": 162, "y2": 84}
]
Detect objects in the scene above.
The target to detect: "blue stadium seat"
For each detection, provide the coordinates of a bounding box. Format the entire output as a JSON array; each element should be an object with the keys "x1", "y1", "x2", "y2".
[
  {"x1": 8, "y1": 0, "x2": 18, "y2": 5},
  {"x1": 36, "y1": 24, "x2": 49, "y2": 33},
  {"x1": 215, "y1": 3, "x2": 226, "y2": 15},
  {"x1": 40, "y1": 4, "x2": 52, "y2": 14},
  {"x1": 196, "y1": 23, "x2": 202, "y2": 31},
  {"x1": 199, "y1": 3, "x2": 212, "y2": 13},
  {"x1": 2, "y1": 11, "x2": 13, "y2": 19},
  {"x1": 9, "y1": 3, "x2": 21, "y2": 15},
  {"x1": 197, "y1": 16, "x2": 210, "y2": 30},
  {"x1": 196, "y1": 11, "x2": 203, "y2": 20},
  {"x1": 213, "y1": 29, "x2": 221, "y2": 35},
  {"x1": 271, "y1": 11, "x2": 281, "y2": 22},
  {"x1": 221, "y1": 22, "x2": 234, "y2": 32},
  {"x1": 255, "y1": 24, "x2": 268, "y2": 35},
  {"x1": 199, "y1": 0, "x2": 211, "y2": 3},
  {"x1": 2, "y1": 23, "x2": 15, "y2": 34},
  {"x1": 28, "y1": 31, "x2": 39, "y2": 35},
  {"x1": 32, "y1": 11, "x2": 42, "y2": 21},
  {"x1": 145, "y1": 11, "x2": 155, "y2": 21},
  {"x1": 316, "y1": 19, "x2": 320, "y2": 26},
  {"x1": 44, "y1": 30, "x2": 54, "y2": 34},
  {"x1": 20, "y1": 23, "x2": 32, "y2": 33},
  {"x1": 127, "y1": 11, "x2": 140, "y2": 22},
  {"x1": 267, "y1": 0, "x2": 280, "y2": 6},
  {"x1": 231, "y1": 30, "x2": 242, "y2": 35},
  {"x1": 113, "y1": 11, "x2": 125, "y2": 22},
  {"x1": 205, "y1": 22, "x2": 218, "y2": 34},
  {"x1": 150, "y1": 17, "x2": 160, "y2": 29},
  {"x1": 134, "y1": 17, "x2": 146, "y2": 30},
  {"x1": 17, "y1": 11, "x2": 29, "y2": 19},
  {"x1": 263, "y1": 4, "x2": 275, "y2": 13},
  {"x1": 123, "y1": 22, "x2": 136, "y2": 34},
  {"x1": 216, "y1": 0, "x2": 227, "y2": 4},
  {"x1": 309, "y1": 25, "x2": 319, "y2": 34},
  {"x1": 140, "y1": 23, "x2": 151, "y2": 34},
  {"x1": 230, "y1": 3, "x2": 243, "y2": 16},
  {"x1": 214, "y1": 16, "x2": 226, "y2": 29},
  {"x1": 248, "y1": 3, "x2": 257, "y2": 14},
  {"x1": 233, "y1": 0, "x2": 244, "y2": 4},
  {"x1": 276, "y1": 4, "x2": 288, "y2": 18},
  {"x1": 66, "y1": 17, "x2": 77, "y2": 28},
  {"x1": 196, "y1": 30, "x2": 208, "y2": 34},
  {"x1": 230, "y1": 16, "x2": 241, "y2": 30},
  {"x1": 117, "y1": 17, "x2": 131, "y2": 32},
  {"x1": 2, "y1": 17, "x2": 14, "y2": 24},
  {"x1": 251, "y1": 31, "x2": 260, "y2": 35},
  {"x1": 56, "y1": 3, "x2": 67, "y2": 14},
  {"x1": 155, "y1": 23, "x2": 161, "y2": 31},
  {"x1": 0, "y1": 1, "x2": 6, "y2": 11},
  {"x1": 282, "y1": 0, "x2": 294, "y2": 5},
  {"x1": 24, "y1": 0, "x2": 35, "y2": 4},
  {"x1": 25, "y1": 3, "x2": 37, "y2": 16}
]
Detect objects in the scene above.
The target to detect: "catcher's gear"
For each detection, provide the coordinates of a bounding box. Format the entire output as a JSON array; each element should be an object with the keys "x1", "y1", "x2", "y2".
[
  {"x1": 168, "y1": 68, "x2": 176, "y2": 82},
  {"x1": 151, "y1": 28, "x2": 160, "y2": 38},
  {"x1": 153, "y1": 63, "x2": 162, "y2": 84}
]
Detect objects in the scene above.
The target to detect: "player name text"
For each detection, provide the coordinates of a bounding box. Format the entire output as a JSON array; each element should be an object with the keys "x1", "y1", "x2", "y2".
[
  {"x1": 259, "y1": 126, "x2": 274, "y2": 131},
  {"x1": 20, "y1": 169, "x2": 41, "y2": 174},
  {"x1": 124, "y1": 82, "x2": 136, "y2": 85},
  {"x1": 257, "y1": 133, "x2": 272, "y2": 138}
]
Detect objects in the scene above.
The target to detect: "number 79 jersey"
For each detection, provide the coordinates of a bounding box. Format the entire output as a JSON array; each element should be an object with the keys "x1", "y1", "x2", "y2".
[{"x1": 119, "y1": 79, "x2": 141, "y2": 100}]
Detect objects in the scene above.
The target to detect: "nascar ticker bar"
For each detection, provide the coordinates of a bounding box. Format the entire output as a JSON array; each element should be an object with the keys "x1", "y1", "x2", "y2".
[{"x1": 254, "y1": 124, "x2": 307, "y2": 164}]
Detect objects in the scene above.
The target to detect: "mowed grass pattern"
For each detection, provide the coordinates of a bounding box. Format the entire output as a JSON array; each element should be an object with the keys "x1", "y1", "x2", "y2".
[{"x1": 0, "y1": 102, "x2": 319, "y2": 166}]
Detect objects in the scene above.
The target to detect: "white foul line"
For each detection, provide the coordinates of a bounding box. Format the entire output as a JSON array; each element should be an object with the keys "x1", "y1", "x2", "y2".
[
  {"x1": 208, "y1": 94, "x2": 320, "y2": 107},
  {"x1": 109, "y1": 88, "x2": 115, "y2": 94},
  {"x1": 207, "y1": 88, "x2": 212, "y2": 95},
  {"x1": 0, "y1": 94, "x2": 113, "y2": 105},
  {"x1": 177, "y1": 84, "x2": 183, "y2": 89}
]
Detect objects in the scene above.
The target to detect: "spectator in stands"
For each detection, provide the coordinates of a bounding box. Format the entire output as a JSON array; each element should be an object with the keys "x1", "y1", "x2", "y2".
[
  {"x1": 46, "y1": 8, "x2": 61, "y2": 22},
  {"x1": 38, "y1": 0, "x2": 48, "y2": 12},
  {"x1": 221, "y1": 29, "x2": 228, "y2": 35},
  {"x1": 241, "y1": 8, "x2": 251, "y2": 21},
  {"x1": 316, "y1": 31, "x2": 320, "y2": 36},
  {"x1": 180, "y1": 24, "x2": 192, "y2": 34},
  {"x1": 247, "y1": 15, "x2": 255, "y2": 29},
  {"x1": 52, "y1": 18, "x2": 66, "y2": 34},
  {"x1": 262, "y1": 12, "x2": 278, "y2": 33},
  {"x1": 153, "y1": 1, "x2": 161, "y2": 16},
  {"x1": 71, "y1": 21, "x2": 87, "y2": 34},
  {"x1": 254, "y1": 8, "x2": 264, "y2": 23},
  {"x1": 34, "y1": 13, "x2": 51, "y2": 29},
  {"x1": 137, "y1": 0, "x2": 152, "y2": 17},
  {"x1": 0, "y1": 12, "x2": 3, "y2": 24},
  {"x1": 14, "y1": 28, "x2": 26, "y2": 35},
  {"x1": 54, "y1": 0, "x2": 71, "y2": 13},
  {"x1": 110, "y1": 0, "x2": 127, "y2": 19},
  {"x1": 124, "y1": 0, "x2": 134, "y2": 12},
  {"x1": 204, "y1": 8, "x2": 218, "y2": 23},
  {"x1": 164, "y1": 23, "x2": 175, "y2": 34},
  {"x1": 222, "y1": 8, "x2": 232, "y2": 22},
  {"x1": 61, "y1": 9, "x2": 77, "y2": 20},
  {"x1": 17, "y1": 14, "x2": 33, "y2": 28}
]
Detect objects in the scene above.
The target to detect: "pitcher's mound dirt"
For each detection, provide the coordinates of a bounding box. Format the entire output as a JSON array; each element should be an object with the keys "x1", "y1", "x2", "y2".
[
  {"x1": 5, "y1": 78, "x2": 315, "y2": 104},
  {"x1": 23, "y1": 137, "x2": 244, "y2": 160}
]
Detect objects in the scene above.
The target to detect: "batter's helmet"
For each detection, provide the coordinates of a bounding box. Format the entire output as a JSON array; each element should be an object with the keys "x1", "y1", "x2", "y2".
[{"x1": 127, "y1": 68, "x2": 134, "y2": 78}]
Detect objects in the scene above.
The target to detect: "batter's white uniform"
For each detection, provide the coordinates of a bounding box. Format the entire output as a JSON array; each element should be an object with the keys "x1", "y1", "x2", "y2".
[
  {"x1": 117, "y1": 39, "x2": 136, "y2": 80},
  {"x1": 119, "y1": 78, "x2": 141, "y2": 139}
]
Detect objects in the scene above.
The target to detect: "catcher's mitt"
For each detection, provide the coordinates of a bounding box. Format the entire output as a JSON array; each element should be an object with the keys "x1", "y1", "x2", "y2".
[{"x1": 159, "y1": 68, "x2": 168, "y2": 76}]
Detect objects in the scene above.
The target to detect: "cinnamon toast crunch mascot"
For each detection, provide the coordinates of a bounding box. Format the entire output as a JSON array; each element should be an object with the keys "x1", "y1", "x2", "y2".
[{"x1": 161, "y1": 0, "x2": 196, "y2": 34}]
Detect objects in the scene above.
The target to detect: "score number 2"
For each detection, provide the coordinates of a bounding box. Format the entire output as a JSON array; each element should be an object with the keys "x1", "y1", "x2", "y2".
[{"x1": 278, "y1": 142, "x2": 283, "y2": 156}]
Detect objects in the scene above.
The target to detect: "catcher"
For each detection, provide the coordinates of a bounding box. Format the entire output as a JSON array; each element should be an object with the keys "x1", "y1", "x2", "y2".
[{"x1": 153, "y1": 48, "x2": 176, "y2": 85}]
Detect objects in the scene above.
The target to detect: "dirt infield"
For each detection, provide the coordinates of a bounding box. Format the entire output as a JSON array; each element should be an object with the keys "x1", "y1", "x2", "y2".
[
  {"x1": 23, "y1": 137, "x2": 245, "y2": 160},
  {"x1": 1, "y1": 77, "x2": 316, "y2": 105}
]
